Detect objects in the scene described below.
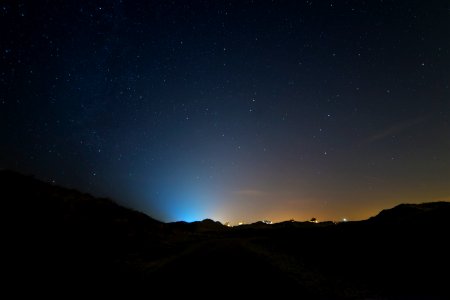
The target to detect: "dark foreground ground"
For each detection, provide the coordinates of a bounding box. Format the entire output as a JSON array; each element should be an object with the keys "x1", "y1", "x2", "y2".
[{"x1": 3, "y1": 170, "x2": 450, "y2": 298}]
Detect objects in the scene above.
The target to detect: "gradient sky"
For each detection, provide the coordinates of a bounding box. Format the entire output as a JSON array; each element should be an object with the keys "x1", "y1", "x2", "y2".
[{"x1": 1, "y1": 0, "x2": 449, "y2": 223}]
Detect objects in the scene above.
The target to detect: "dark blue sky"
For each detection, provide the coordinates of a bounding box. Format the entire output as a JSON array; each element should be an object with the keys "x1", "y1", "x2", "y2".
[{"x1": 1, "y1": 0, "x2": 449, "y2": 223}]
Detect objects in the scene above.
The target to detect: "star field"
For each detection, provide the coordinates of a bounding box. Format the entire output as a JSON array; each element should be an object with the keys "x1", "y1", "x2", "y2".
[{"x1": 1, "y1": 0, "x2": 449, "y2": 222}]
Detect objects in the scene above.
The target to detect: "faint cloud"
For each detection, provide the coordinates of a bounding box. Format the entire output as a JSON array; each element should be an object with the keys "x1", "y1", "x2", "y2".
[
  {"x1": 364, "y1": 116, "x2": 427, "y2": 144},
  {"x1": 234, "y1": 189, "x2": 267, "y2": 197}
]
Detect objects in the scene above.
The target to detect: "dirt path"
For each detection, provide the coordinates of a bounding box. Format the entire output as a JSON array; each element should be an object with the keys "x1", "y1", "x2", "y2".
[{"x1": 147, "y1": 237, "x2": 306, "y2": 297}]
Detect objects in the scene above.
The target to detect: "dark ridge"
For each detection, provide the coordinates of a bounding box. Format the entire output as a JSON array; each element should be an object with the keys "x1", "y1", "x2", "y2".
[
  {"x1": 2, "y1": 169, "x2": 168, "y2": 295},
  {"x1": 168, "y1": 218, "x2": 228, "y2": 232},
  {"x1": 2, "y1": 169, "x2": 162, "y2": 226},
  {"x1": 368, "y1": 201, "x2": 450, "y2": 226}
]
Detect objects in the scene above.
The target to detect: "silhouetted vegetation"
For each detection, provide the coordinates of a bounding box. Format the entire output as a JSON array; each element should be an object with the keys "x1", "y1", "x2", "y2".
[{"x1": 3, "y1": 170, "x2": 449, "y2": 298}]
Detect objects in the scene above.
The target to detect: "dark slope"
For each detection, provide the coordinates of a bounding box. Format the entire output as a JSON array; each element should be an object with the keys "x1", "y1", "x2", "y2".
[
  {"x1": 2, "y1": 170, "x2": 168, "y2": 294},
  {"x1": 369, "y1": 201, "x2": 450, "y2": 226}
]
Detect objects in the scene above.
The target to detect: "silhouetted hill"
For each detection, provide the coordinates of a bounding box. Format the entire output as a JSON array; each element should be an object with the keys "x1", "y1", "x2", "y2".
[
  {"x1": 2, "y1": 170, "x2": 163, "y2": 236},
  {"x1": 368, "y1": 201, "x2": 450, "y2": 226},
  {"x1": 2, "y1": 170, "x2": 168, "y2": 295},
  {"x1": 3, "y1": 170, "x2": 450, "y2": 298},
  {"x1": 169, "y1": 218, "x2": 227, "y2": 232}
]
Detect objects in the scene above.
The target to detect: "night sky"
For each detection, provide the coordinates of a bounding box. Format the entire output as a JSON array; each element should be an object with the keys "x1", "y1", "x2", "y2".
[{"x1": 1, "y1": 1, "x2": 449, "y2": 223}]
